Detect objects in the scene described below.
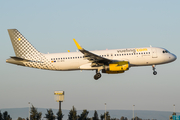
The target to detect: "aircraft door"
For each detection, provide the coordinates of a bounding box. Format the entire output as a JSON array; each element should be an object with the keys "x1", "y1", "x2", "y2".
[{"x1": 151, "y1": 48, "x2": 157, "y2": 58}]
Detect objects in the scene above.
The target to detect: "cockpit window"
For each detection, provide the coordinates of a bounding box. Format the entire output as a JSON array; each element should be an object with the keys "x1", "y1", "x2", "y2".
[{"x1": 162, "y1": 50, "x2": 169, "y2": 53}]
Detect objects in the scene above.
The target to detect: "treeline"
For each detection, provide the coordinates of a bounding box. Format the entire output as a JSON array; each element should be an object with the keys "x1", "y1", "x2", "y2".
[
  {"x1": 1, "y1": 106, "x2": 143, "y2": 120},
  {"x1": 0, "y1": 111, "x2": 12, "y2": 120}
]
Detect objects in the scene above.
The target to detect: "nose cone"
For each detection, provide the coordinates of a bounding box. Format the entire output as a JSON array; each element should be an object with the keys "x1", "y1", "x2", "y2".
[{"x1": 170, "y1": 53, "x2": 177, "y2": 62}]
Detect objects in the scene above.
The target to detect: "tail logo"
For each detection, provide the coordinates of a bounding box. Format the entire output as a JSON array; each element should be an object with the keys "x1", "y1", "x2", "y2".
[{"x1": 18, "y1": 38, "x2": 21, "y2": 41}]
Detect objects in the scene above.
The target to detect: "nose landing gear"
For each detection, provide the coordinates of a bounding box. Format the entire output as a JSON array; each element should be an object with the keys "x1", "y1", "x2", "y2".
[{"x1": 152, "y1": 65, "x2": 157, "y2": 75}]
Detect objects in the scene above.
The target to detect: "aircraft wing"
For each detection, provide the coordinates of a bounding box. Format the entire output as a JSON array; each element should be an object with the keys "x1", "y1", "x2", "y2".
[{"x1": 73, "y1": 39, "x2": 112, "y2": 65}]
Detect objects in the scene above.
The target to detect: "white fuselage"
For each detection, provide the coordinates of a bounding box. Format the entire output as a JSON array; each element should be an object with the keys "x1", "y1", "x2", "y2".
[
  {"x1": 6, "y1": 29, "x2": 177, "y2": 79},
  {"x1": 43, "y1": 47, "x2": 176, "y2": 71}
]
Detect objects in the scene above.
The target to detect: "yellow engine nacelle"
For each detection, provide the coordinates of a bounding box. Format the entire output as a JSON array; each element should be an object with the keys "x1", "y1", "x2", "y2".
[
  {"x1": 109, "y1": 61, "x2": 129, "y2": 71},
  {"x1": 102, "y1": 61, "x2": 129, "y2": 74}
]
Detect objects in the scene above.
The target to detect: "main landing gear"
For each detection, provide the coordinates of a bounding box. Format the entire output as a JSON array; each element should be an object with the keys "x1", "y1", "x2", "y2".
[
  {"x1": 94, "y1": 73, "x2": 101, "y2": 80},
  {"x1": 94, "y1": 69, "x2": 102, "y2": 80},
  {"x1": 152, "y1": 65, "x2": 157, "y2": 75}
]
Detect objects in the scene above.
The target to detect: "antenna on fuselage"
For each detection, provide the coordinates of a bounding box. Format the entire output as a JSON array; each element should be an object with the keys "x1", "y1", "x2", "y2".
[{"x1": 150, "y1": 45, "x2": 152, "y2": 47}]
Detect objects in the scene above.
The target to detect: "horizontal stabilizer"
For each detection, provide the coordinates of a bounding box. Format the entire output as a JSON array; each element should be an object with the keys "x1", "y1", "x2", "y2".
[
  {"x1": 6, "y1": 56, "x2": 27, "y2": 66},
  {"x1": 10, "y1": 56, "x2": 30, "y2": 62}
]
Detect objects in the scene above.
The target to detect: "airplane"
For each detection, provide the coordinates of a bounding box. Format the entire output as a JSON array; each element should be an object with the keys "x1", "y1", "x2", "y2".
[{"x1": 6, "y1": 29, "x2": 177, "y2": 80}]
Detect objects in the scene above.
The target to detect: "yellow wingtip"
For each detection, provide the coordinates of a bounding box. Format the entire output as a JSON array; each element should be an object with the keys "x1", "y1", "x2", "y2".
[{"x1": 73, "y1": 38, "x2": 83, "y2": 50}]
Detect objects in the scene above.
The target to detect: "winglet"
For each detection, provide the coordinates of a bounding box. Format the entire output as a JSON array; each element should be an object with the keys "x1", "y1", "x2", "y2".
[{"x1": 73, "y1": 38, "x2": 83, "y2": 50}]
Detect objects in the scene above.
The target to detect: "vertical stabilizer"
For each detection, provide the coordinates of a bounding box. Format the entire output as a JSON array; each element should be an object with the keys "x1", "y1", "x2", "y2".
[
  {"x1": 7, "y1": 29, "x2": 56, "y2": 70},
  {"x1": 8, "y1": 29, "x2": 41, "y2": 60}
]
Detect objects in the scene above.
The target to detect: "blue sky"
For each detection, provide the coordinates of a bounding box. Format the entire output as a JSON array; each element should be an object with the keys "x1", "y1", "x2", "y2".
[{"x1": 0, "y1": 0, "x2": 180, "y2": 113}]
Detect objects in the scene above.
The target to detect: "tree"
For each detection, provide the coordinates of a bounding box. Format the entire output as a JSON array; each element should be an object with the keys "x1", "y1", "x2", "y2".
[
  {"x1": 30, "y1": 105, "x2": 42, "y2": 120},
  {"x1": 120, "y1": 116, "x2": 124, "y2": 120},
  {"x1": 17, "y1": 117, "x2": 25, "y2": 120},
  {"x1": 100, "y1": 114, "x2": 104, "y2": 120},
  {"x1": 92, "y1": 110, "x2": 98, "y2": 120},
  {"x1": 100, "y1": 112, "x2": 110, "y2": 120},
  {"x1": 2, "y1": 111, "x2": 11, "y2": 120},
  {"x1": 45, "y1": 109, "x2": 55, "y2": 120},
  {"x1": 0, "y1": 111, "x2": 2, "y2": 120},
  {"x1": 78, "y1": 109, "x2": 89, "y2": 120},
  {"x1": 56, "y1": 110, "x2": 64, "y2": 120},
  {"x1": 120, "y1": 116, "x2": 127, "y2": 120},
  {"x1": 131, "y1": 117, "x2": 142, "y2": 120},
  {"x1": 172, "y1": 112, "x2": 176, "y2": 115},
  {"x1": 110, "y1": 118, "x2": 116, "y2": 120},
  {"x1": 17, "y1": 117, "x2": 22, "y2": 120},
  {"x1": 68, "y1": 106, "x2": 77, "y2": 120}
]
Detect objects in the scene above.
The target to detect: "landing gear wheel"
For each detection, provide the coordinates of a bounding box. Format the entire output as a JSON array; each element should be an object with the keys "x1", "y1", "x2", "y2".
[
  {"x1": 94, "y1": 73, "x2": 101, "y2": 80},
  {"x1": 152, "y1": 65, "x2": 157, "y2": 75},
  {"x1": 153, "y1": 71, "x2": 157, "y2": 75},
  {"x1": 96, "y1": 73, "x2": 101, "y2": 78},
  {"x1": 94, "y1": 75, "x2": 98, "y2": 80}
]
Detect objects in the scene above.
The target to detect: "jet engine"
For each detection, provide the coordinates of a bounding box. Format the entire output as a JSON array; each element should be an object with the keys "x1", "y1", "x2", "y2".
[{"x1": 102, "y1": 61, "x2": 129, "y2": 74}]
